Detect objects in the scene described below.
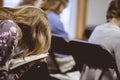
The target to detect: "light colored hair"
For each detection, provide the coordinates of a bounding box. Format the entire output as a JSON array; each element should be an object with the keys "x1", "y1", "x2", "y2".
[
  {"x1": 41, "y1": 0, "x2": 68, "y2": 14},
  {"x1": 18, "y1": 0, "x2": 38, "y2": 6},
  {"x1": 0, "y1": 6, "x2": 51, "y2": 57}
]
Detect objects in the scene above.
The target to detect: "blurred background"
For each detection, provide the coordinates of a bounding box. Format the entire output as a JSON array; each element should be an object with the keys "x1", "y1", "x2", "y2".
[{"x1": 1, "y1": 0, "x2": 112, "y2": 40}]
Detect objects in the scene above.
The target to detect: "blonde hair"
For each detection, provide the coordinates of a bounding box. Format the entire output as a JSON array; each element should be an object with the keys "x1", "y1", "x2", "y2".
[
  {"x1": 0, "y1": 6, "x2": 51, "y2": 57},
  {"x1": 41, "y1": 0, "x2": 68, "y2": 14},
  {"x1": 18, "y1": 0, "x2": 38, "y2": 6}
]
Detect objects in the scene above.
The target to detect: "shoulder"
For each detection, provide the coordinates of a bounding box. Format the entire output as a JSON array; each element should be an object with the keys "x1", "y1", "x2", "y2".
[
  {"x1": 47, "y1": 12, "x2": 59, "y2": 20},
  {"x1": 93, "y1": 23, "x2": 120, "y2": 33}
]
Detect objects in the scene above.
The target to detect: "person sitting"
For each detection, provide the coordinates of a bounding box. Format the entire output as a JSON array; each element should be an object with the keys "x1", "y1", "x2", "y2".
[
  {"x1": 80, "y1": 0, "x2": 120, "y2": 80},
  {"x1": 0, "y1": 6, "x2": 57, "y2": 80},
  {"x1": 40, "y1": 0, "x2": 69, "y2": 39},
  {"x1": 40, "y1": 0, "x2": 76, "y2": 74}
]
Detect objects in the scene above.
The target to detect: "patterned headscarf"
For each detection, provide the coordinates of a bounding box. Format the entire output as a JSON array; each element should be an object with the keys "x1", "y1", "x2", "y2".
[{"x1": 0, "y1": 20, "x2": 19, "y2": 67}]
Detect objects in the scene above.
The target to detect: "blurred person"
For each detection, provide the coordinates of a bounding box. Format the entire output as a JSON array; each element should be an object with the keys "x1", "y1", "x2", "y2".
[
  {"x1": 0, "y1": 6, "x2": 57, "y2": 80},
  {"x1": 80, "y1": 0, "x2": 120, "y2": 80},
  {"x1": 40, "y1": 0, "x2": 69, "y2": 39},
  {"x1": 0, "y1": 6, "x2": 51, "y2": 57},
  {"x1": 40, "y1": 0, "x2": 76, "y2": 75}
]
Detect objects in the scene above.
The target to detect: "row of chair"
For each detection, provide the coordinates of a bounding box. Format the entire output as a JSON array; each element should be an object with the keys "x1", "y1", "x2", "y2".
[{"x1": 49, "y1": 35, "x2": 120, "y2": 79}]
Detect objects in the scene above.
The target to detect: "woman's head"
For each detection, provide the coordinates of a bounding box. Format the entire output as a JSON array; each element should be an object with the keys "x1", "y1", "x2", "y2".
[
  {"x1": 0, "y1": 20, "x2": 22, "y2": 66},
  {"x1": 106, "y1": 0, "x2": 120, "y2": 22},
  {"x1": 18, "y1": 0, "x2": 39, "y2": 6},
  {"x1": 40, "y1": 0, "x2": 68, "y2": 14},
  {"x1": 0, "y1": 6, "x2": 51, "y2": 57}
]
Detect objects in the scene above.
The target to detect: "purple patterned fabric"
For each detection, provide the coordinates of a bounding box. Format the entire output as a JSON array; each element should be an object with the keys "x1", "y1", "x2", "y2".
[{"x1": 0, "y1": 20, "x2": 18, "y2": 66}]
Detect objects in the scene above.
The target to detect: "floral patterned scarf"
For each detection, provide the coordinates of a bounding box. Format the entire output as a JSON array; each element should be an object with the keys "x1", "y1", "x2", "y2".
[{"x1": 0, "y1": 20, "x2": 19, "y2": 80}]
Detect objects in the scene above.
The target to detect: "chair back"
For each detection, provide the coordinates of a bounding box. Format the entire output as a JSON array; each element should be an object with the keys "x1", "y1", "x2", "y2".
[
  {"x1": 50, "y1": 35, "x2": 120, "y2": 78},
  {"x1": 69, "y1": 40, "x2": 114, "y2": 69}
]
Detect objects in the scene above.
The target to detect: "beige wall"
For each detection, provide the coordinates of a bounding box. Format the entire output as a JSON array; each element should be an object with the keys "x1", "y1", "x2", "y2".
[
  {"x1": 75, "y1": 0, "x2": 112, "y2": 40},
  {"x1": 86, "y1": 0, "x2": 111, "y2": 26}
]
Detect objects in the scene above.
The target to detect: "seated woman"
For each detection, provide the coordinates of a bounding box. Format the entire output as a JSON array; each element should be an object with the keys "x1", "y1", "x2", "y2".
[
  {"x1": 0, "y1": 6, "x2": 56, "y2": 80},
  {"x1": 80, "y1": 0, "x2": 120, "y2": 80}
]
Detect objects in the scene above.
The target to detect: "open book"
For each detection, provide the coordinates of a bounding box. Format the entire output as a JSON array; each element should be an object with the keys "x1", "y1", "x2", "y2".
[{"x1": 9, "y1": 53, "x2": 48, "y2": 70}]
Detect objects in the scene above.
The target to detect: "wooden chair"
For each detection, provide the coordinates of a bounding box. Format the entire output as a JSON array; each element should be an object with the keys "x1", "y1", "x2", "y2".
[{"x1": 49, "y1": 35, "x2": 120, "y2": 79}]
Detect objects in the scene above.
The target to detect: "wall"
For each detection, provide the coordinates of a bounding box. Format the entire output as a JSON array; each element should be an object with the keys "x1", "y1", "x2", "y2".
[{"x1": 86, "y1": 0, "x2": 111, "y2": 26}]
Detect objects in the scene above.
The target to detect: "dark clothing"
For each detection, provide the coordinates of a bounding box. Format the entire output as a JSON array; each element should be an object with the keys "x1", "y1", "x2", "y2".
[
  {"x1": 7, "y1": 61, "x2": 58, "y2": 80},
  {"x1": 18, "y1": 62, "x2": 57, "y2": 80}
]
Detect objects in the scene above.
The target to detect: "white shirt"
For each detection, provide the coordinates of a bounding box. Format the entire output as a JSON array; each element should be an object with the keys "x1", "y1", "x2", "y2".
[{"x1": 88, "y1": 22, "x2": 120, "y2": 73}]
